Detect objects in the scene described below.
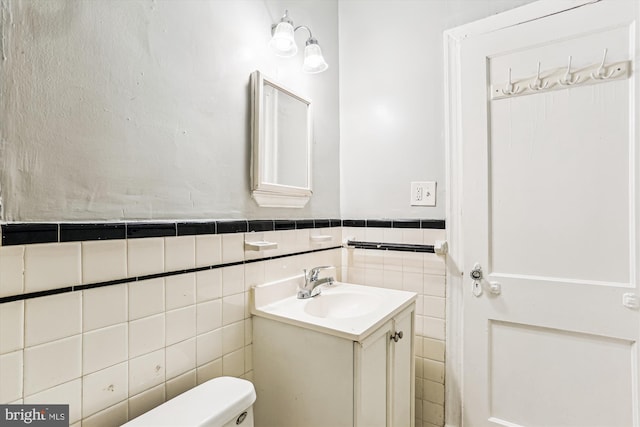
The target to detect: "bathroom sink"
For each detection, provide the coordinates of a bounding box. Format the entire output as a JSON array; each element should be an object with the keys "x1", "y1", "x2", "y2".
[
  {"x1": 251, "y1": 275, "x2": 417, "y2": 341},
  {"x1": 304, "y1": 291, "x2": 383, "y2": 319}
]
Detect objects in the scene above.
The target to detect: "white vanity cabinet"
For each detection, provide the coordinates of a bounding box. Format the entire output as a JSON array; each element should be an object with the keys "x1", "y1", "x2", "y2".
[{"x1": 253, "y1": 303, "x2": 415, "y2": 427}]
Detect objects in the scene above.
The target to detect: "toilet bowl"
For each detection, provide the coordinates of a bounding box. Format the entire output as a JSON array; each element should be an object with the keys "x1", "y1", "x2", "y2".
[{"x1": 122, "y1": 377, "x2": 256, "y2": 427}]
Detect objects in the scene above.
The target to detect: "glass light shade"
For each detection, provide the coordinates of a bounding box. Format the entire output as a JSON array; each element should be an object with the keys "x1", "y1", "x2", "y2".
[
  {"x1": 302, "y1": 42, "x2": 328, "y2": 73},
  {"x1": 269, "y1": 22, "x2": 297, "y2": 57}
]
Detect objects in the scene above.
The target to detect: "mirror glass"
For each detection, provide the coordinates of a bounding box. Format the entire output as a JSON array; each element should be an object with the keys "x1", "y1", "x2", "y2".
[
  {"x1": 251, "y1": 71, "x2": 312, "y2": 208},
  {"x1": 262, "y1": 82, "x2": 309, "y2": 187}
]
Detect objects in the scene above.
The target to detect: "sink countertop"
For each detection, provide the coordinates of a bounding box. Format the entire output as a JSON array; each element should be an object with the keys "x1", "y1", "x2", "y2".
[{"x1": 250, "y1": 275, "x2": 417, "y2": 342}]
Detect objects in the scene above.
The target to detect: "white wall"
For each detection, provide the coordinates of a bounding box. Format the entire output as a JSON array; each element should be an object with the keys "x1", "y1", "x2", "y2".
[
  {"x1": 338, "y1": 0, "x2": 534, "y2": 220},
  {"x1": 0, "y1": 0, "x2": 340, "y2": 221}
]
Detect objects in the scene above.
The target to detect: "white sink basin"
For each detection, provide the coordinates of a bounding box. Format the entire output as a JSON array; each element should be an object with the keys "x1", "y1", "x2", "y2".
[
  {"x1": 304, "y1": 292, "x2": 383, "y2": 319},
  {"x1": 251, "y1": 275, "x2": 417, "y2": 341}
]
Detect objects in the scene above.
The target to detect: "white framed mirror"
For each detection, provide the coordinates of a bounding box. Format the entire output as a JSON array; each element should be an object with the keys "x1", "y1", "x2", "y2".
[{"x1": 250, "y1": 70, "x2": 312, "y2": 208}]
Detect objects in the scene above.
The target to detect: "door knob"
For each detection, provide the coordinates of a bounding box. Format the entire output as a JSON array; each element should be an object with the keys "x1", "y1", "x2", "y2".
[{"x1": 470, "y1": 263, "x2": 483, "y2": 297}]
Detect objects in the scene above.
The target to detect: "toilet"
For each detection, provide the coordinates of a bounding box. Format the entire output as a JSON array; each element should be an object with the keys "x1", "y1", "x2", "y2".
[{"x1": 122, "y1": 377, "x2": 256, "y2": 427}]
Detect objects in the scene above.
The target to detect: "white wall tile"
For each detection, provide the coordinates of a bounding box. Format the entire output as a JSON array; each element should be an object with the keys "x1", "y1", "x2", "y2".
[
  {"x1": 277, "y1": 230, "x2": 296, "y2": 254},
  {"x1": 164, "y1": 236, "x2": 195, "y2": 272},
  {"x1": 165, "y1": 369, "x2": 196, "y2": 400},
  {"x1": 196, "y1": 328, "x2": 222, "y2": 365},
  {"x1": 83, "y1": 284, "x2": 128, "y2": 332},
  {"x1": 165, "y1": 306, "x2": 196, "y2": 346},
  {"x1": 82, "y1": 361, "x2": 128, "y2": 417},
  {"x1": 222, "y1": 348, "x2": 244, "y2": 377},
  {"x1": 82, "y1": 240, "x2": 127, "y2": 284},
  {"x1": 424, "y1": 274, "x2": 445, "y2": 297},
  {"x1": 195, "y1": 269, "x2": 222, "y2": 303},
  {"x1": 423, "y1": 338, "x2": 445, "y2": 362},
  {"x1": 402, "y1": 228, "x2": 423, "y2": 244},
  {"x1": 383, "y1": 228, "x2": 402, "y2": 243},
  {"x1": 83, "y1": 323, "x2": 128, "y2": 374},
  {"x1": 196, "y1": 358, "x2": 222, "y2": 385},
  {"x1": 383, "y1": 250, "x2": 403, "y2": 271},
  {"x1": 294, "y1": 230, "x2": 310, "y2": 252},
  {"x1": 383, "y1": 270, "x2": 402, "y2": 290},
  {"x1": 82, "y1": 400, "x2": 128, "y2": 427},
  {"x1": 221, "y1": 265, "x2": 244, "y2": 297},
  {"x1": 0, "y1": 350, "x2": 23, "y2": 403},
  {"x1": 0, "y1": 246, "x2": 24, "y2": 297},
  {"x1": 24, "y1": 243, "x2": 81, "y2": 292},
  {"x1": 222, "y1": 293, "x2": 244, "y2": 326},
  {"x1": 128, "y1": 384, "x2": 165, "y2": 421},
  {"x1": 423, "y1": 380, "x2": 445, "y2": 405},
  {"x1": 402, "y1": 272, "x2": 423, "y2": 294},
  {"x1": 424, "y1": 253, "x2": 446, "y2": 276},
  {"x1": 0, "y1": 301, "x2": 24, "y2": 354},
  {"x1": 364, "y1": 227, "x2": 384, "y2": 242},
  {"x1": 129, "y1": 278, "x2": 164, "y2": 321},
  {"x1": 127, "y1": 237, "x2": 164, "y2": 278},
  {"x1": 424, "y1": 296, "x2": 445, "y2": 319},
  {"x1": 423, "y1": 316, "x2": 445, "y2": 341},
  {"x1": 423, "y1": 359, "x2": 445, "y2": 384},
  {"x1": 423, "y1": 229, "x2": 446, "y2": 245},
  {"x1": 244, "y1": 261, "x2": 265, "y2": 292},
  {"x1": 222, "y1": 321, "x2": 244, "y2": 354},
  {"x1": 343, "y1": 227, "x2": 365, "y2": 242},
  {"x1": 365, "y1": 250, "x2": 384, "y2": 270},
  {"x1": 165, "y1": 273, "x2": 195, "y2": 310},
  {"x1": 364, "y1": 268, "x2": 384, "y2": 288},
  {"x1": 403, "y1": 252, "x2": 424, "y2": 273},
  {"x1": 165, "y1": 338, "x2": 196, "y2": 380},
  {"x1": 196, "y1": 299, "x2": 222, "y2": 334},
  {"x1": 24, "y1": 335, "x2": 81, "y2": 396},
  {"x1": 26, "y1": 292, "x2": 82, "y2": 347},
  {"x1": 221, "y1": 234, "x2": 244, "y2": 263},
  {"x1": 128, "y1": 349, "x2": 165, "y2": 396},
  {"x1": 195, "y1": 235, "x2": 221, "y2": 268},
  {"x1": 24, "y1": 379, "x2": 82, "y2": 424},
  {"x1": 129, "y1": 314, "x2": 165, "y2": 358},
  {"x1": 423, "y1": 400, "x2": 444, "y2": 426}
]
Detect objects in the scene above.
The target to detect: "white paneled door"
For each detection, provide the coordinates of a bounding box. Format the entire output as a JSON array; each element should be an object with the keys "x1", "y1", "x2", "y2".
[{"x1": 457, "y1": 1, "x2": 640, "y2": 425}]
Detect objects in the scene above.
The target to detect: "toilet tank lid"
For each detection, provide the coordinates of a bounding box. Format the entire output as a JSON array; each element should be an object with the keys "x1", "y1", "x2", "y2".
[{"x1": 123, "y1": 377, "x2": 256, "y2": 427}]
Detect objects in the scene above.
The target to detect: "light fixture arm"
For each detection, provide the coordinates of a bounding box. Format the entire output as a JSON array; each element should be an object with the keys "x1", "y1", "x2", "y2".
[{"x1": 294, "y1": 25, "x2": 314, "y2": 43}]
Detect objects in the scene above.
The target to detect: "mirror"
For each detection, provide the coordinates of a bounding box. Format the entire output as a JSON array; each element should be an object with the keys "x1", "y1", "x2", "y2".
[{"x1": 250, "y1": 71, "x2": 312, "y2": 207}]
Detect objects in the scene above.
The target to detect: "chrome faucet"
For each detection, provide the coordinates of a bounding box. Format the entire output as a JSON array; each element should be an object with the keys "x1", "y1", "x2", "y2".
[{"x1": 297, "y1": 266, "x2": 334, "y2": 299}]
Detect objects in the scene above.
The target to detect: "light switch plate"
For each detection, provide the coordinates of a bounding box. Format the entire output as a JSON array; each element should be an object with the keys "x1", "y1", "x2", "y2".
[{"x1": 410, "y1": 181, "x2": 436, "y2": 206}]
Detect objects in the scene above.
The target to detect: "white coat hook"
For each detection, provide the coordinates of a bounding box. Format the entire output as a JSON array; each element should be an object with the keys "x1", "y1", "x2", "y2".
[
  {"x1": 501, "y1": 68, "x2": 520, "y2": 96},
  {"x1": 528, "y1": 62, "x2": 549, "y2": 90},
  {"x1": 558, "y1": 56, "x2": 580, "y2": 86},
  {"x1": 591, "y1": 48, "x2": 616, "y2": 80}
]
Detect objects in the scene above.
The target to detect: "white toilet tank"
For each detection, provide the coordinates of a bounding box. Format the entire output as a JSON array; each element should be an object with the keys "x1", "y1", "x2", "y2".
[{"x1": 122, "y1": 377, "x2": 256, "y2": 427}]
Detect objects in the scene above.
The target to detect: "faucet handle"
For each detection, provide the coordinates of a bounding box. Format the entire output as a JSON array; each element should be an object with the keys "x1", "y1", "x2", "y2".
[{"x1": 309, "y1": 265, "x2": 333, "y2": 281}]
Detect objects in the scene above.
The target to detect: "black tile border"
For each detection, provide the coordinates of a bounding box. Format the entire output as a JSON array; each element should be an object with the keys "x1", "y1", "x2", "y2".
[
  {"x1": 0, "y1": 246, "x2": 342, "y2": 304},
  {"x1": 127, "y1": 223, "x2": 177, "y2": 239},
  {"x1": 0, "y1": 218, "x2": 444, "y2": 246},
  {"x1": 2, "y1": 223, "x2": 59, "y2": 245},
  {"x1": 177, "y1": 222, "x2": 216, "y2": 236},
  {"x1": 60, "y1": 223, "x2": 126, "y2": 242}
]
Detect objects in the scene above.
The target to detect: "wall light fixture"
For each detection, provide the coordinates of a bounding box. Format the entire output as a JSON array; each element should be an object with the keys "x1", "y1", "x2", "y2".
[{"x1": 269, "y1": 10, "x2": 328, "y2": 74}]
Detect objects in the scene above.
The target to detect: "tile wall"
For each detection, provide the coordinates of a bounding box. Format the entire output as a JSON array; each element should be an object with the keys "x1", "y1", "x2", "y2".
[
  {"x1": 0, "y1": 219, "x2": 445, "y2": 427},
  {"x1": 343, "y1": 224, "x2": 446, "y2": 427}
]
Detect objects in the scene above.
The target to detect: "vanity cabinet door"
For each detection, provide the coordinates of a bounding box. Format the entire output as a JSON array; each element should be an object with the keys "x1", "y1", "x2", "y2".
[
  {"x1": 355, "y1": 320, "x2": 392, "y2": 427},
  {"x1": 390, "y1": 306, "x2": 414, "y2": 427},
  {"x1": 355, "y1": 303, "x2": 415, "y2": 427}
]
